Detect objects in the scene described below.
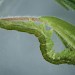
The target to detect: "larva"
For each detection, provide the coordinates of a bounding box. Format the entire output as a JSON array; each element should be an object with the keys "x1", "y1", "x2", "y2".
[{"x1": 0, "y1": 16, "x2": 75, "y2": 65}]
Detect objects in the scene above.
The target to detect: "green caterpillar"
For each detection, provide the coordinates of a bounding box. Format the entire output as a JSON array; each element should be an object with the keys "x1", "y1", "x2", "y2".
[{"x1": 0, "y1": 16, "x2": 75, "y2": 65}]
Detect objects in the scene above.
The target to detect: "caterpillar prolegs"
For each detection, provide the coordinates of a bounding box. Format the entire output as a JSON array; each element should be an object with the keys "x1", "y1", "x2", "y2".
[{"x1": 0, "y1": 16, "x2": 75, "y2": 65}]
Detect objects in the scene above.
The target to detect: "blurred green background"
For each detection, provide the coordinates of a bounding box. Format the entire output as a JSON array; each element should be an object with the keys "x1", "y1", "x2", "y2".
[{"x1": 0, "y1": 0, "x2": 75, "y2": 75}]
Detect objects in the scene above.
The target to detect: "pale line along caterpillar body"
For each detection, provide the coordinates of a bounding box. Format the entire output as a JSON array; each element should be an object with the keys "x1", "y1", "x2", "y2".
[
  {"x1": 0, "y1": 16, "x2": 75, "y2": 65},
  {"x1": 0, "y1": 16, "x2": 40, "y2": 22}
]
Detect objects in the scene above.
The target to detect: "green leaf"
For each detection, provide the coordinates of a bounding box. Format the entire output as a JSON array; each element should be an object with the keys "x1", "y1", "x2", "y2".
[{"x1": 55, "y1": 0, "x2": 75, "y2": 10}]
